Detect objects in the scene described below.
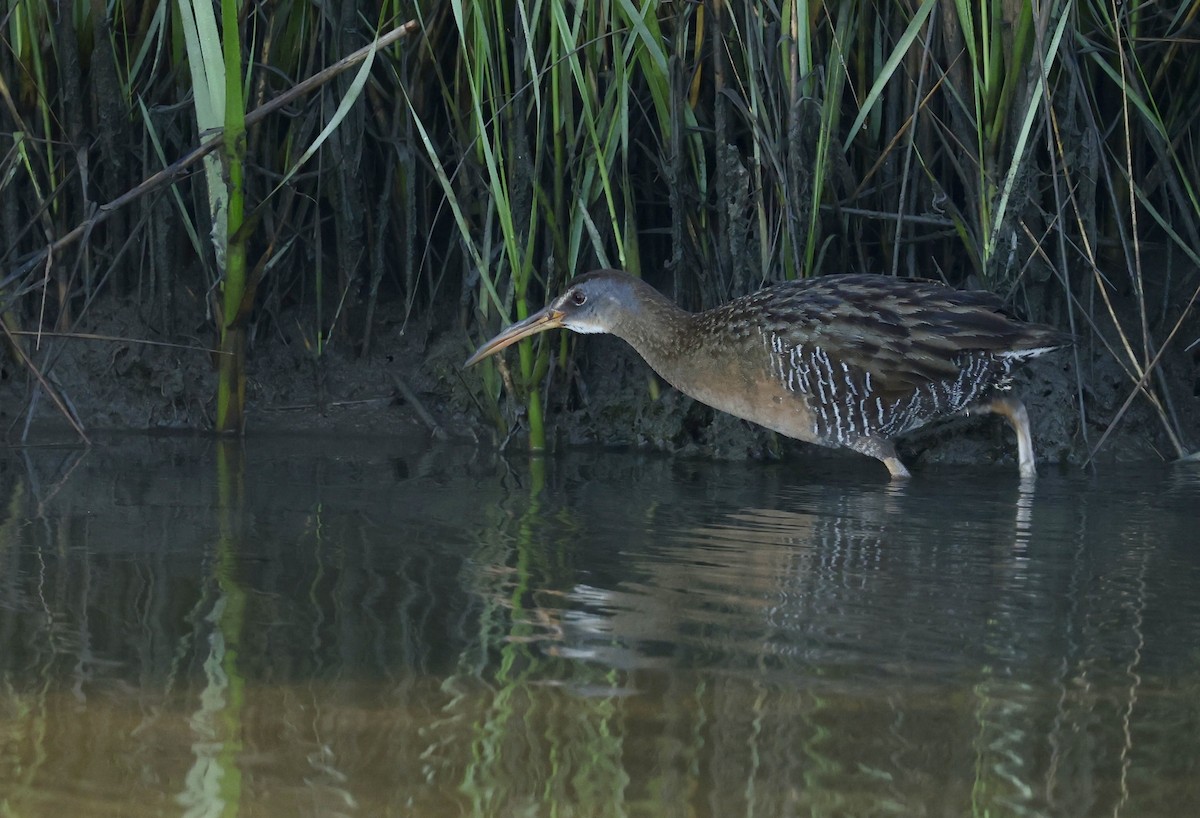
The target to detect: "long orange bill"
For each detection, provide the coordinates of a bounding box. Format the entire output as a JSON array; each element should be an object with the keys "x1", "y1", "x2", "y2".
[{"x1": 464, "y1": 305, "x2": 566, "y2": 367}]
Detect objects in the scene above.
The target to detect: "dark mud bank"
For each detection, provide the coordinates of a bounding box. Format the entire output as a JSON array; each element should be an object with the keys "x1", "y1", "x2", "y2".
[{"x1": 2, "y1": 295, "x2": 1197, "y2": 471}]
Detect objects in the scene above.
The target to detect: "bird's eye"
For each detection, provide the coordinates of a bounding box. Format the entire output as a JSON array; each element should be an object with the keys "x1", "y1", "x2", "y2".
[{"x1": 571, "y1": 290, "x2": 587, "y2": 307}]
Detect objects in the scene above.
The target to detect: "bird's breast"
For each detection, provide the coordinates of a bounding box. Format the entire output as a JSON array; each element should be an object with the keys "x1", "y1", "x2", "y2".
[{"x1": 654, "y1": 342, "x2": 825, "y2": 446}]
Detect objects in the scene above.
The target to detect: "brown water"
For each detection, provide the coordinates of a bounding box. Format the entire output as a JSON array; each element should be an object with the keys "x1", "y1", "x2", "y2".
[{"x1": 2, "y1": 435, "x2": 1199, "y2": 817}]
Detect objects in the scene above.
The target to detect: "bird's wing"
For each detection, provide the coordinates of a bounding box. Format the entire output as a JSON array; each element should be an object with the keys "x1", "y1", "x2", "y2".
[{"x1": 727, "y1": 275, "x2": 1027, "y2": 399}]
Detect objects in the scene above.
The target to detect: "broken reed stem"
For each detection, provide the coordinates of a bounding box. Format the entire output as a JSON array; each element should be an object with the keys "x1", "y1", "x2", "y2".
[{"x1": 0, "y1": 319, "x2": 90, "y2": 444}]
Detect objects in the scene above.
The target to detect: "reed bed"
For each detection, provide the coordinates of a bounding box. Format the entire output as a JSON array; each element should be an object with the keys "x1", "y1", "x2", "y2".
[{"x1": 1, "y1": 1, "x2": 1196, "y2": 455}]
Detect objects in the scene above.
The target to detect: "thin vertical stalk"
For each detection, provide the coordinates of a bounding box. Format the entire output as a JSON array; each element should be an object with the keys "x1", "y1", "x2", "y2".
[{"x1": 215, "y1": 0, "x2": 248, "y2": 434}]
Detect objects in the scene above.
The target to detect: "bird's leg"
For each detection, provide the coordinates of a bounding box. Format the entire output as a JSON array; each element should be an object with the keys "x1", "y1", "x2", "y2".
[
  {"x1": 883, "y1": 456, "x2": 912, "y2": 480},
  {"x1": 977, "y1": 397, "x2": 1036, "y2": 479},
  {"x1": 848, "y1": 437, "x2": 911, "y2": 480}
]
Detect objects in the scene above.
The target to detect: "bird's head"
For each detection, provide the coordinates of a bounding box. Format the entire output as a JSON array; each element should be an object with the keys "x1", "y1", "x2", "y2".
[{"x1": 465, "y1": 270, "x2": 640, "y2": 366}]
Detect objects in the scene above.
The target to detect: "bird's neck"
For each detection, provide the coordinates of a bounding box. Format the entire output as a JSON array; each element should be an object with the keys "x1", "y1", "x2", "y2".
[{"x1": 607, "y1": 280, "x2": 707, "y2": 392}]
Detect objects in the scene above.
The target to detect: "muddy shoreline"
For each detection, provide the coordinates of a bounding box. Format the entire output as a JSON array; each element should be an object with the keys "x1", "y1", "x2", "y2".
[{"x1": 4, "y1": 290, "x2": 1195, "y2": 472}]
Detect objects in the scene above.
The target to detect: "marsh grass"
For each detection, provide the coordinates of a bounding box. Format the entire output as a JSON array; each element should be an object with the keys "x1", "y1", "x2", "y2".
[{"x1": 0, "y1": 1, "x2": 1196, "y2": 455}]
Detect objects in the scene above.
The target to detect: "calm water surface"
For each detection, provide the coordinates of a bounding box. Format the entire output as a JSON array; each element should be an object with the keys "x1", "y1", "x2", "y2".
[{"x1": 1, "y1": 435, "x2": 1198, "y2": 817}]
